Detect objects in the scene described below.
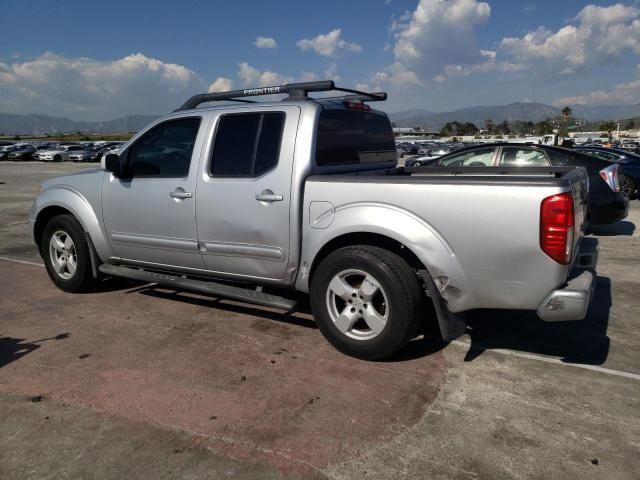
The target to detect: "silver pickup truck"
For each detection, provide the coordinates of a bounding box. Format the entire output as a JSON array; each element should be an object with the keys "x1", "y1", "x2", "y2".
[{"x1": 30, "y1": 81, "x2": 597, "y2": 359}]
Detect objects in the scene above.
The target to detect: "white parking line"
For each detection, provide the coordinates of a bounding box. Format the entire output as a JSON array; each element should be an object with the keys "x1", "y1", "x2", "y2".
[
  {"x1": 451, "y1": 339, "x2": 640, "y2": 381},
  {"x1": 0, "y1": 256, "x2": 44, "y2": 267}
]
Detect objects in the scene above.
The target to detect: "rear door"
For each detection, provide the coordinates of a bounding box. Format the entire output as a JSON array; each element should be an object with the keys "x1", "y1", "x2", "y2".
[{"x1": 196, "y1": 106, "x2": 300, "y2": 281}]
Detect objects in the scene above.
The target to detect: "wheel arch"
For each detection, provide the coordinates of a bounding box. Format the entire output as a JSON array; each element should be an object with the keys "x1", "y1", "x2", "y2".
[
  {"x1": 308, "y1": 232, "x2": 427, "y2": 282},
  {"x1": 32, "y1": 187, "x2": 111, "y2": 262}
]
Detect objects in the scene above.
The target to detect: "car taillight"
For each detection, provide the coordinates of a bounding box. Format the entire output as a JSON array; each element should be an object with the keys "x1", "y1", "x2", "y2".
[
  {"x1": 599, "y1": 164, "x2": 620, "y2": 192},
  {"x1": 540, "y1": 192, "x2": 574, "y2": 265}
]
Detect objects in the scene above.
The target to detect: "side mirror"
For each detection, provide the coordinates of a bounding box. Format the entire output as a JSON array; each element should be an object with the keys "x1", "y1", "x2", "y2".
[{"x1": 104, "y1": 153, "x2": 121, "y2": 177}]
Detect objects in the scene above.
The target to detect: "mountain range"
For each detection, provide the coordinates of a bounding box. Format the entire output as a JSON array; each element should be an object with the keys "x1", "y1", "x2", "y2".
[
  {"x1": 388, "y1": 102, "x2": 640, "y2": 130},
  {"x1": 1, "y1": 101, "x2": 640, "y2": 135},
  {"x1": 0, "y1": 113, "x2": 160, "y2": 136}
]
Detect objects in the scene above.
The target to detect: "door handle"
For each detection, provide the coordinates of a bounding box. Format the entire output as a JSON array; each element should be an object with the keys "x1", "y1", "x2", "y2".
[
  {"x1": 255, "y1": 191, "x2": 283, "y2": 202},
  {"x1": 170, "y1": 190, "x2": 192, "y2": 199}
]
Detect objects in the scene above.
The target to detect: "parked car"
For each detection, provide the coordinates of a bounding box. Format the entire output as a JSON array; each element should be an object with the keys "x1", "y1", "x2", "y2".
[
  {"x1": 404, "y1": 148, "x2": 453, "y2": 167},
  {"x1": 408, "y1": 143, "x2": 628, "y2": 225},
  {"x1": 68, "y1": 149, "x2": 92, "y2": 162},
  {"x1": 7, "y1": 144, "x2": 36, "y2": 161},
  {"x1": 0, "y1": 140, "x2": 15, "y2": 147},
  {"x1": 33, "y1": 144, "x2": 85, "y2": 162},
  {"x1": 30, "y1": 80, "x2": 596, "y2": 360},
  {"x1": 0, "y1": 143, "x2": 24, "y2": 160},
  {"x1": 575, "y1": 146, "x2": 640, "y2": 198}
]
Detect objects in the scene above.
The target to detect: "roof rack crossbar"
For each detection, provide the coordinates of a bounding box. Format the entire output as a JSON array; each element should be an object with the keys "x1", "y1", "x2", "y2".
[
  {"x1": 322, "y1": 91, "x2": 387, "y2": 103},
  {"x1": 178, "y1": 80, "x2": 387, "y2": 110},
  {"x1": 180, "y1": 80, "x2": 335, "y2": 109}
]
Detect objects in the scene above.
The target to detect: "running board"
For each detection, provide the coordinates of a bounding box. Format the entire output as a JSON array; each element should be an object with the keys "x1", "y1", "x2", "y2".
[{"x1": 98, "y1": 264, "x2": 297, "y2": 311}]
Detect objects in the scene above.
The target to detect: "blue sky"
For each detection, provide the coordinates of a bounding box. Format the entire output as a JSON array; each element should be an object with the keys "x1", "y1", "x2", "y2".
[{"x1": 1, "y1": 0, "x2": 639, "y2": 119}]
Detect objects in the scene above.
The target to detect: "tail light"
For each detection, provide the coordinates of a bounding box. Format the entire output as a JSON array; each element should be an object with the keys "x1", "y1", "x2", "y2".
[
  {"x1": 540, "y1": 192, "x2": 574, "y2": 264},
  {"x1": 599, "y1": 164, "x2": 620, "y2": 192}
]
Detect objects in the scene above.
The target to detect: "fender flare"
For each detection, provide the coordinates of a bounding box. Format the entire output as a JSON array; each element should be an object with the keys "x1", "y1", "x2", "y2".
[
  {"x1": 298, "y1": 201, "x2": 474, "y2": 313},
  {"x1": 32, "y1": 186, "x2": 112, "y2": 264}
]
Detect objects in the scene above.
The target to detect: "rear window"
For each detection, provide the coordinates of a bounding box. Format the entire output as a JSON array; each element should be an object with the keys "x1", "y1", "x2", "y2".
[{"x1": 315, "y1": 109, "x2": 396, "y2": 166}]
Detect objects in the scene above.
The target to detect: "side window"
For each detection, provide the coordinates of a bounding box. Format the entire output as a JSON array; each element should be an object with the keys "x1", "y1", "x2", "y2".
[
  {"x1": 584, "y1": 150, "x2": 617, "y2": 162},
  {"x1": 127, "y1": 117, "x2": 201, "y2": 178},
  {"x1": 440, "y1": 147, "x2": 495, "y2": 166},
  {"x1": 210, "y1": 112, "x2": 284, "y2": 177},
  {"x1": 499, "y1": 147, "x2": 549, "y2": 166}
]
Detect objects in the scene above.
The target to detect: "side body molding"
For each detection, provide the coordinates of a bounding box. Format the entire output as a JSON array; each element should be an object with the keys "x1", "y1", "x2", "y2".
[{"x1": 297, "y1": 201, "x2": 474, "y2": 312}]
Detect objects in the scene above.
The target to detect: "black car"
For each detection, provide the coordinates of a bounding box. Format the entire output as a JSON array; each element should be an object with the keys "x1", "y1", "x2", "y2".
[
  {"x1": 574, "y1": 146, "x2": 640, "y2": 198},
  {"x1": 86, "y1": 146, "x2": 112, "y2": 163},
  {"x1": 0, "y1": 143, "x2": 22, "y2": 160},
  {"x1": 7, "y1": 145, "x2": 36, "y2": 161},
  {"x1": 410, "y1": 143, "x2": 628, "y2": 225}
]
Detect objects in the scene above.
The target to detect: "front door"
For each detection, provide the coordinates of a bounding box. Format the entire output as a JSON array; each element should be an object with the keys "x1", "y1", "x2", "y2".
[
  {"x1": 102, "y1": 115, "x2": 207, "y2": 269},
  {"x1": 196, "y1": 106, "x2": 300, "y2": 281}
]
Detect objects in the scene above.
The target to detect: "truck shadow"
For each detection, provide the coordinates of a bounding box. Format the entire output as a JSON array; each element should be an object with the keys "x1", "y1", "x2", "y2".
[
  {"x1": 0, "y1": 333, "x2": 70, "y2": 369},
  {"x1": 124, "y1": 276, "x2": 611, "y2": 366},
  {"x1": 134, "y1": 287, "x2": 318, "y2": 330},
  {"x1": 461, "y1": 275, "x2": 611, "y2": 365}
]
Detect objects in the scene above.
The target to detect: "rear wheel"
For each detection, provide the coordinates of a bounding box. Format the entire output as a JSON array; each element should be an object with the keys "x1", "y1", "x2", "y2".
[
  {"x1": 619, "y1": 174, "x2": 635, "y2": 198},
  {"x1": 53, "y1": 154, "x2": 62, "y2": 162},
  {"x1": 41, "y1": 214, "x2": 97, "y2": 293},
  {"x1": 310, "y1": 246, "x2": 424, "y2": 360}
]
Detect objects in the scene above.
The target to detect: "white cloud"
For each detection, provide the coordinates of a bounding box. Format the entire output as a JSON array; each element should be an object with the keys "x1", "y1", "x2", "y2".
[
  {"x1": 522, "y1": 4, "x2": 536, "y2": 13},
  {"x1": 359, "y1": 0, "x2": 492, "y2": 103},
  {"x1": 324, "y1": 62, "x2": 341, "y2": 82},
  {"x1": 254, "y1": 36, "x2": 278, "y2": 49},
  {"x1": 393, "y1": 0, "x2": 490, "y2": 72},
  {"x1": 299, "y1": 71, "x2": 319, "y2": 82},
  {"x1": 500, "y1": 4, "x2": 640, "y2": 76},
  {"x1": 296, "y1": 29, "x2": 363, "y2": 57},
  {"x1": 208, "y1": 77, "x2": 233, "y2": 92},
  {"x1": 555, "y1": 78, "x2": 640, "y2": 106},
  {"x1": 0, "y1": 52, "x2": 201, "y2": 120},
  {"x1": 237, "y1": 62, "x2": 293, "y2": 87}
]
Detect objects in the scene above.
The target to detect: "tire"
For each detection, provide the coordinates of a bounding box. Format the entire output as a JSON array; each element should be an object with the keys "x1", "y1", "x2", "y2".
[
  {"x1": 310, "y1": 245, "x2": 424, "y2": 360},
  {"x1": 41, "y1": 214, "x2": 97, "y2": 293},
  {"x1": 619, "y1": 174, "x2": 635, "y2": 198},
  {"x1": 53, "y1": 154, "x2": 62, "y2": 162}
]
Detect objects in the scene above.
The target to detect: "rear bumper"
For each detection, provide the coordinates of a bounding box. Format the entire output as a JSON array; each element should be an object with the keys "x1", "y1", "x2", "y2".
[
  {"x1": 537, "y1": 270, "x2": 595, "y2": 322},
  {"x1": 537, "y1": 241, "x2": 598, "y2": 322},
  {"x1": 589, "y1": 192, "x2": 629, "y2": 225}
]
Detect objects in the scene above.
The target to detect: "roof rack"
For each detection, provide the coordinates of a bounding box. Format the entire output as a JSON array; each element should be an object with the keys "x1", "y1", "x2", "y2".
[{"x1": 178, "y1": 80, "x2": 387, "y2": 110}]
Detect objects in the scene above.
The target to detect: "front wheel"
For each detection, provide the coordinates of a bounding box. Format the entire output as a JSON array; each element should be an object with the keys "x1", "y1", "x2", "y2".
[
  {"x1": 310, "y1": 246, "x2": 424, "y2": 360},
  {"x1": 41, "y1": 214, "x2": 97, "y2": 293}
]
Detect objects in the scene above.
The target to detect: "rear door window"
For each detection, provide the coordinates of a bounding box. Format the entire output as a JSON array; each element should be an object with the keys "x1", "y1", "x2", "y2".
[
  {"x1": 315, "y1": 109, "x2": 396, "y2": 165},
  {"x1": 210, "y1": 112, "x2": 284, "y2": 177},
  {"x1": 499, "y1": 147, "x2": 550, "y2": 166},
  {"x1": 440, "y1": 147, "x2": 496, "y2": 166},
  {"x1": 581, "y1": 149, "x2": 618, "y2": 162}
]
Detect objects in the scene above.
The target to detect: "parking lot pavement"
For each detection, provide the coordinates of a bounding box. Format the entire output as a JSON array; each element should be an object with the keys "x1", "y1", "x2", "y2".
[{"x1": 1, "y1": 162, "x2": 639, "y2": 479}]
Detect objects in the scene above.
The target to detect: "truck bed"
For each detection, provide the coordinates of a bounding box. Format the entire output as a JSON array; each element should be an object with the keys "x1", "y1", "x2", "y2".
[{"x1": 300, "y1": 166, "x2": 589, "y2": 314}]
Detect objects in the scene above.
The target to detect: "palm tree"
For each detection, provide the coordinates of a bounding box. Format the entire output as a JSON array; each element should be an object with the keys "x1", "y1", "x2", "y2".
[{"x1": 560, "y1": 106, "x2": 572, "y2": 138}]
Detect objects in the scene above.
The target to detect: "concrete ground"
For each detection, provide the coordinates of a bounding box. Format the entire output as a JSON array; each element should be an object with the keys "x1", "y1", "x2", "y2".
[{"x1": 0, "y1": 161, "x2": 639, "y2": 479}]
